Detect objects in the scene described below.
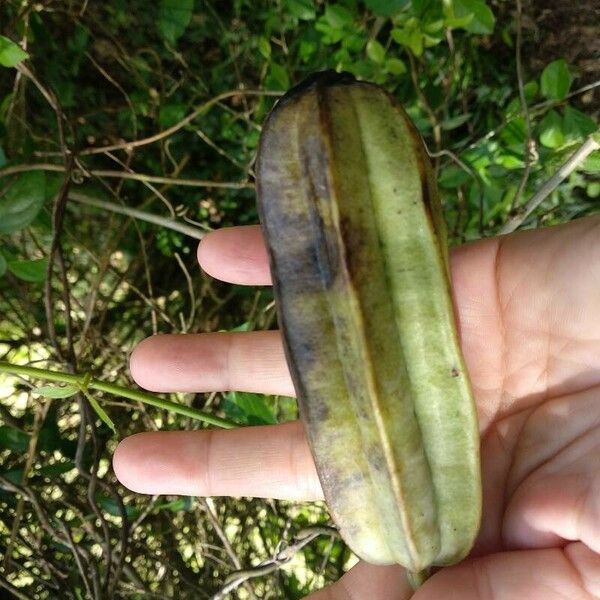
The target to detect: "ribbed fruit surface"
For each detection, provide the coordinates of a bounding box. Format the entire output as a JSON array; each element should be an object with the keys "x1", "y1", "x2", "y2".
[{"x1": 256, "y1": 71, "x2": 481, "y2": 575}]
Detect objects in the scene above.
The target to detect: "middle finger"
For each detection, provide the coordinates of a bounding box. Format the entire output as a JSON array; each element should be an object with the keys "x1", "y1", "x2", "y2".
[{"x1": 129, "y1": 330, "x2": 294, "y2": 396}]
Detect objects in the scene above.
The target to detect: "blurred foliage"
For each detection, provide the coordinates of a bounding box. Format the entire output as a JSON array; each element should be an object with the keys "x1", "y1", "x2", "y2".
[{"x1": 0, "y1": 0, "x2": 598, "y2": 598}]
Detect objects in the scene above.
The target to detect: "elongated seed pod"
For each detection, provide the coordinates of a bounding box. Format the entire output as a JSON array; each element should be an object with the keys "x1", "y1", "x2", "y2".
[{"x1": 255, "y1": 71, "x2": 481, "y2": 582}]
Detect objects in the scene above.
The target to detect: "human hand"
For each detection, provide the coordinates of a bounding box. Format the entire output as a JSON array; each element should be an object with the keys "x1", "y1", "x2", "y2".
[{"x1": 113, "y1": 216, "x2": 600, "y2": 598}]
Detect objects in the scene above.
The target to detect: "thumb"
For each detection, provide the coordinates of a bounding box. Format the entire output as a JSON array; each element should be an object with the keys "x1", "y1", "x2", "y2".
[
  {"x1": 304, "y1": 543, "x2": 599, "y2": 600},
  {"x1": 414, "y1": 543, "x2": 597, "y2": 600},
  {"x1": 306, "y1": 561, "x2": 412, "y2": 600}
]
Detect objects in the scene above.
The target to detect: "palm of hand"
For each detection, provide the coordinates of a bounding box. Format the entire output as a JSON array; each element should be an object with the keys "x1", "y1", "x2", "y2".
[{"x1": 113, "y1": 216, "x2": 600, "y2": 599}]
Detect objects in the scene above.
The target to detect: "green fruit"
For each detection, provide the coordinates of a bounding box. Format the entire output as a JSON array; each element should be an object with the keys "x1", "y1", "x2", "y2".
[{"x1": 255, "y1": 71, "x2": 481, "y2": 587}]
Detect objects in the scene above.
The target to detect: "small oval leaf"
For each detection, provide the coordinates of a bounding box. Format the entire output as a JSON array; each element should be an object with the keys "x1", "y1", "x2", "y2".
[
  {"x1": 157, "y1": 0, "x2": 194, "y2": 45},
  {"x1": 7, "y1": 258, "x2": 48, "y2": 282},
  {"x1": 539, "y1": 110, "x2": 565, "y2": 148},
  {"x1": 34, "y1": 385, "x2": 79, "y2": 399},
  {"x1": 453, "y1": 0, "x2": 495, "y2": 34},
  {"x1": 0, "y1": 35, "x2": 29, "y2": 67},
  {"x1": 540, "y1": 59, "x2": 572, "y2": 101},
  {"x1": 0, "y1": 171, "x2": 46, "y2": 234},
  {"x1": 366, "y1": 39, "x2": 386, "y2": 64}
]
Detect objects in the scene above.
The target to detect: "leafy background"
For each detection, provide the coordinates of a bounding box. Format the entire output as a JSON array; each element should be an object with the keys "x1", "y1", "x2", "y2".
[{"x1": 0, "y1": 0, "x2": 598, "y2": 598}]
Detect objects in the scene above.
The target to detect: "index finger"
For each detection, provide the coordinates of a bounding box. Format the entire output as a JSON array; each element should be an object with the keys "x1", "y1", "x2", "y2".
[{"x1": 198, "y1": 224, "x2": 272, "y2": 285}]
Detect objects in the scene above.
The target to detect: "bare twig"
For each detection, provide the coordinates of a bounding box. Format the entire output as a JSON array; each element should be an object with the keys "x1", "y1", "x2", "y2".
[
  {"x1": 429, "y1": 147, "x2": 485, "y2": 235},
  {"x1": 194, "y1": 127, "x2": 247, "y2": 170},
  {"x1": 85, "y1": 51, "x2": 138, "y2": 139},
  {"x1": 102, "y1": 151, "x2": 175, "y2": 217},
  {"x1": 210, "y1": 527, "x2": 340, "y2": 600},
  {"x1": 16, "y1": 63, "x2": 71, "y2": 158},
  {"x1": 44, "y1": 164, "x2": 74, "y2": 363},
  {"x1": 174, "y1": 252, "x2": 196, "y2": 332},
  {"x1": 68, "y1": 191, "x2": 205, "y2": 239},
  {"x1": 201, "y1": 498, "x2": 259, "y2": 600},
  {"x1": 3, "y1": 399, "x2": 51, "y2": 573},
  {"x1": 58, "y1": 222, "x2": 178, "y2": 328},
  {"x1": 0, "y1": 476, "x2": 73, "y2": 553},
  {"x1": 500, "y1": 136, "x2": 600, "y2": 234},
  {"x1": 408, "y1": 53, "x2": 442, "y2": 155},
  {"x1": 77, "y1": 89, "x2": 281, "y2": 156},
  {"x1": 17, "y1": 63, "x2": 76, "y2": 368},
  {"x1": 509, "y1": 0, "x2": 536, "y2": 212},
  {"x1": 0, "y1": 163, "x2": 253, "y2": 189},
  {"x1": 57, "y1": 518, "x2": 97, "y2": 600}
]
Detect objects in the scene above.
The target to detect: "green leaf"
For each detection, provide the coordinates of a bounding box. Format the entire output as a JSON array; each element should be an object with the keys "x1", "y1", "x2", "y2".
[
  {"x1": 96, "y1": 494, "x2": 140, "y2": 518},
  {"x1": 7, "y1": 258, "x2": 48, "y2": 282},
  {"x1": 0, "y1": 254, "x2": 6, "y2": 278},
  {"x1": 83, "y1": 391, "x2": 116, "y2": 434},
  {"x1": 444, "y1": 13, "x2": 474, "y2": 29},
  {"x1": 539, "y1": 110, "x2": 565, "y2": 148},
  {"x1": 284, "y1": 0, "x2": 316, "y2": 20},
  {"x1": 0, "y1": 426, "x2": 30, "y2": 452},
  {"x1": 37, "y1": 461, "x2": 76, "y2": 478},
  {"x1": 523, "y1": 80, "x2": 539, "y2": 102},
  {"x1": 563, "y1": 106, "x2": 597, "y2": 142},
  {"x1": 587, "y1": 182, "x2": 600, "y2": 198},
  {"x1": 411, "y1": 0, "x2": 437, "y2": 16},
  {"x1": 0, "y1": 94, "x2": 13, "y2": 125},
  {"x1": 385, "y1": 57, "x2": 407, "y2": 75},
  {"x1": 0, "y1": 469, "x2": 23, "y2": 485},
  {"x1": 299, "y1": 39, "x2": 317, "y2": 62},
  {"x1": 0, "y1": 171, "x2": 46, "y2": 234},
  {"x1": 366, "y1": 39, "x2": 385, "y2": 64},
  {"x1": 33, "y1": 385, "x2": 79, "y2": 399},
  {"x1": 315, "y1": 20, "x2": 344, "y2": 45},
  {"x1": 158, "y1": 496, "x2": 194, "y2": 512},
  {"x1": 342, "y1": 32, "x2": 367, "y2": 53},
  {"x1": 441, "y1": 113, "x2": 472, "y2": 130},
  {"x1": 497, "y1": 154, "x2": 524, "y2": 169},
  {"x1": 227, "y1": 321, "x2": 254, "y2": 332},
  {"x1": 438, "y1": 165, "x2": 471, "y2": 189},
  {"x1": 0, "y1": 35, "x2": 29, "y2": 67},
  {"x1": 540, "y1": 59, "x2": 572, "y2": 101},
  {"x1": 258, "y1": 36, "x2": 271, "y2": 59},
  {"x1": 392, "y1": 25, "x2": 424, "y2": 56},
  {"x1": 500, "y1": 116, "x2": 527, "y2": 147},
  {"x1": 158, "y1": 103, "x2": 187, "y2": 128},
  {"x1": 409, "y1": 29, "x2": 423, "y2": 56},
  {"x1": 454, "y1": 0, "x2": 495, "y2": 34},
  {"x1": 423, "y1": 19, "x2": 445, "y2": 34},
  {"x1": 582, "y1": 150, "x2": 600, "y2": 173},
  {"x1": 505, "y1": 100, "x2": 524, "y2": 122},
  {"x1": 223, "y1": 391, "x2": 276, "y2": 426},
  {"x1": 158, "y1": 0, "x2": 194, "y2": 45},
  {"x1": 344, "y1": 58, "x2": 376, "y2": 80},
  {"x1": 364, "y1": 0, "x2": 409, "y2": 17},
  {"x1": 323, "y1": 5, "x2": 354, "y2": 28},
  {"x1": 266, "y1": 63, "x2": 290, "y2": 90}
]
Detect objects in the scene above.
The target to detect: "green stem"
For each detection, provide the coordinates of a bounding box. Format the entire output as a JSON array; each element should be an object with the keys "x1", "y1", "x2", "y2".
[
  {"x1": 0, "y1": 361, "x2": 236, "y2": 429},
  {"x1": 407, "y1": 568, "x2": 431, "y2": 591}
]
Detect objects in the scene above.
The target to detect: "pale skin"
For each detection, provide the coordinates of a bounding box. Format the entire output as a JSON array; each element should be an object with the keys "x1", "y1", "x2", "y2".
[{"x1": 112, "y1": 215, "x2": 600, "y2": 599}]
